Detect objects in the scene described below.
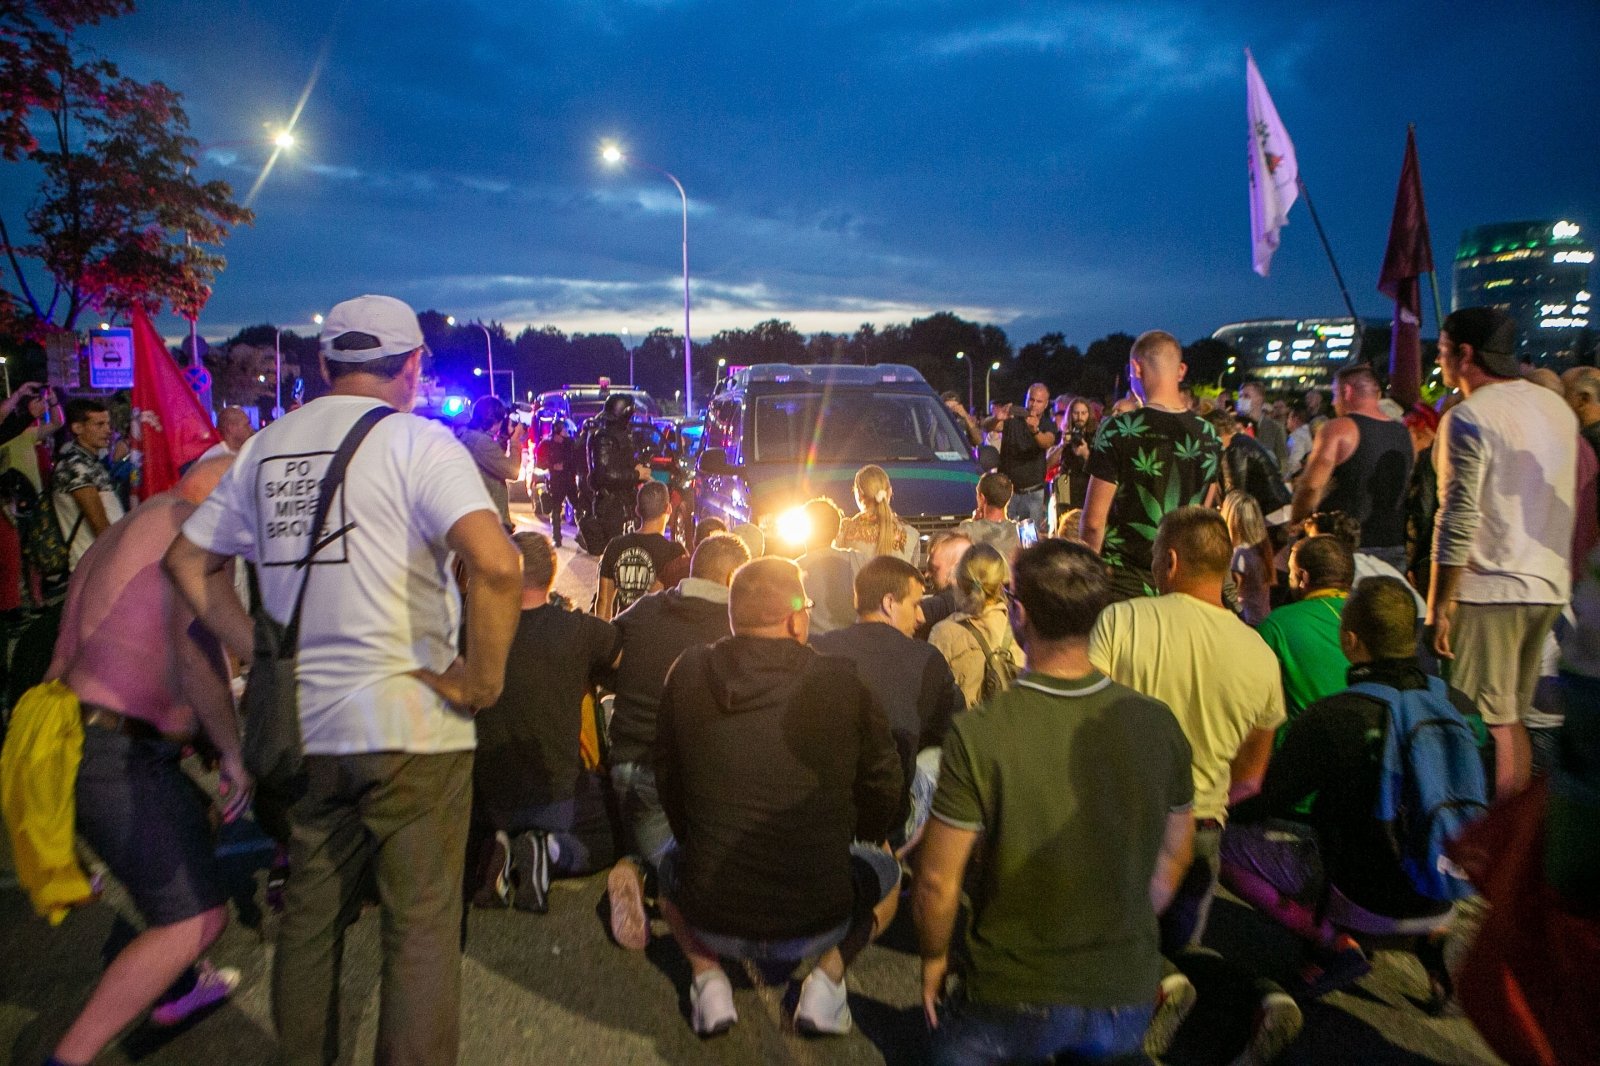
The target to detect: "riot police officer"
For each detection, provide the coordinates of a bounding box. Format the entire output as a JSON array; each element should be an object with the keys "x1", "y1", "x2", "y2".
[{"x1": 580, "y1": 393, "x2": 650, "y2": 553}]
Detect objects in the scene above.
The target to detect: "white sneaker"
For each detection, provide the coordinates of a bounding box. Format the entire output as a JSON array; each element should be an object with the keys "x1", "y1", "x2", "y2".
[
  {"x1": 149, "y1": 961, "x2": 241, "y2": 1027},
  {"x1": 794, "y1": 968, "x2": 852, "y2": 1035},
  {"x1": 1229, "y1": 992, "x2": 1303, "y2": 1066},
  {"x1": 690, "y1": 970, "x2": 737, "y2": 1036}
]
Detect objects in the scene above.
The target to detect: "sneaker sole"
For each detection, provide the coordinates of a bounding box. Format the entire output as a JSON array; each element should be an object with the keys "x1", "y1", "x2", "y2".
[
  {"x1": 1231, "y1": 998, "x2": 1304, "y2": 1066},
  {"x1": 510, "y1": 833, "x2": 549, "y2": 914},
  {"x1": 607, "y1": 863, "x2": 649, "y2": 950},
  {"x1": 1144, "y1": 979, "x2": 1197, "y2": 1058}
]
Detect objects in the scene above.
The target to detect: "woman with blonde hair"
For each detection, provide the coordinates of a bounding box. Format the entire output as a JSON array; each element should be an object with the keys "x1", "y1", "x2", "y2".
[
  {"x1": 837, "y1": 464, "x2": 917, "y2": 561},
  {"x1": 1222, "y1": 490, "x2": 1274, "y2": 625},
  {"x1": 928, "y1": 543, "x2": 1025, "y2": 708}
]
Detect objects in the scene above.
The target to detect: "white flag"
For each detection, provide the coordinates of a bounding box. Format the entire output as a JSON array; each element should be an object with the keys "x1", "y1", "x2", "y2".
[{"x1": 1246, "y1": 50, "x2": 1299, "y2": 276}]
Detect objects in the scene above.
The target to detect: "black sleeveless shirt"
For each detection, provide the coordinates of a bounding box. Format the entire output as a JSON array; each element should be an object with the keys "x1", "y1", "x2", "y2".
[{"x1": 1320, "y1": 414, "x2": 1413, "y2": 549}]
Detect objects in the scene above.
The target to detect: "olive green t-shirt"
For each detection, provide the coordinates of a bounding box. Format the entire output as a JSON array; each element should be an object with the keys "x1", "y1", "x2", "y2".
[{"x1": 931, "y1": 670, "x2": 1193, "y2": 1008}]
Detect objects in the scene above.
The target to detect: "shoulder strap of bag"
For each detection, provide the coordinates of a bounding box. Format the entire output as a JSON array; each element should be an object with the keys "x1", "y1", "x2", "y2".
[
  {"x1": 283, "y1": 406, "x2": 396, "y2": 649},
  {"x1": 959, "y1": 616, "x2": 1000, "y2": 671}
]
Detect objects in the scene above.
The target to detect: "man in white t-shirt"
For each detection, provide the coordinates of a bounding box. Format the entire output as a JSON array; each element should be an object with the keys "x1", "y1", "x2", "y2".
[
  {"x1": 165, "y1": 294, "x2": 523, "y2": 1066},
  {"x1": 195, "y1": 407, "x2": 255, "y2": 463},
  {"x1": 1430, "y1": 306, "x2": 1577, "y2": 798},
  {"x1": 1089, "y1": 506, "x2": 1291, "y2": 1059}
]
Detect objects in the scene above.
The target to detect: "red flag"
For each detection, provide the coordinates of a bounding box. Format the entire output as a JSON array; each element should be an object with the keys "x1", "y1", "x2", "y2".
[
  {"x1": 1377, "y1": 127, "x2": 1435, "y2": 408},
  {"x1": 130, "y1": 305, "x2": 221, "y2": 500}
]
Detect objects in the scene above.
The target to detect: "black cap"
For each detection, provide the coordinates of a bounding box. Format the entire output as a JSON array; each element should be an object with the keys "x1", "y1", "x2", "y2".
[{"x1": 1441, "y1": 306, "x2": 1520, "y2": 378}]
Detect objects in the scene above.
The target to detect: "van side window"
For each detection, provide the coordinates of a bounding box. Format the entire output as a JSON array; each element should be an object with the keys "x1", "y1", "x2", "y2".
[{"x1": 710, "y1": 400, "x2": 742, "y2": 463}]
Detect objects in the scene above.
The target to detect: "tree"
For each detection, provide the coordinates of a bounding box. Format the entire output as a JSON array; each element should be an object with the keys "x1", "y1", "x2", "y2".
[
  {"x1": 0, "y1": 1, "x2": 251, "y2": 332},
  {"x1": 1182, "y1": 336, "x2": 1237, "y2": 387}
]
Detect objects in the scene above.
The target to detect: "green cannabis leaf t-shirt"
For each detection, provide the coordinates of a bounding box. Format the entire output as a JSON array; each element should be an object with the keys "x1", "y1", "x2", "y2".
[{"x1": 1087, "y1": 408, "x2": 1222, "y2": 577}]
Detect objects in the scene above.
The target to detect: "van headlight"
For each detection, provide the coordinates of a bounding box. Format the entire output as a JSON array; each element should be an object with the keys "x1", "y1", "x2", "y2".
[{"x1": 775, "y1": 505, "x2": 811, "y2": 549}]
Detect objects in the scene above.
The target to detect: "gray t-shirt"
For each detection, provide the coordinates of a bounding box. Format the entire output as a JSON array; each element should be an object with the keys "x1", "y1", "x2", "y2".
[{"x1": 957, "y1": 517, "x2": 1021, "y2": 561}]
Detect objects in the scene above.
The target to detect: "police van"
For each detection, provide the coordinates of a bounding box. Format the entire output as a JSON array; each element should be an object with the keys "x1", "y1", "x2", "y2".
[{"x1": 693, "y1": 363, "x2": 981, "y2": 561}]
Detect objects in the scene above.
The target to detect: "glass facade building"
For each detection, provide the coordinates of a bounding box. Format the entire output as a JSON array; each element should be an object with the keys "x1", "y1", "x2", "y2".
[
  {"x1": 1453, "y1": 220, "x2": 1594, "y2": 366},
  {"x1": 1210, "y1": 317, "x2": 1389, "y2": 387}
]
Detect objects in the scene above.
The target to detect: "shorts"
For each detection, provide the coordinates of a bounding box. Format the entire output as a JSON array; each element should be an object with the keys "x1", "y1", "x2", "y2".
[
  {"x1": 1450, "y1": 602, "x2": 1564, "y2": 726},
  {"x1": 74, "y1": 721, "x2": 226, "y2": 927},
  {"x1": 657, "y1": 843, "x2": 901, "y2": 962}
]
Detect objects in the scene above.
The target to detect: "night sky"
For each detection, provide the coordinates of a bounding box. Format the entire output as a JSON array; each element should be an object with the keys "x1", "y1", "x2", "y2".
[{"x1": 70, "y1": 0, "x2": 1600, "y2": 348}]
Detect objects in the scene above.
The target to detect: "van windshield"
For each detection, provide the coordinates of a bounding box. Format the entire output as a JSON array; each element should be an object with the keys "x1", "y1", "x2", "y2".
[{"x1": 753, "y1": 391, "x2": 971, "y2": 464}]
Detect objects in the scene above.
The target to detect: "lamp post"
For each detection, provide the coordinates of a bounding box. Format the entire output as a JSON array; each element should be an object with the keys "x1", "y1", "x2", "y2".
[
  {"x1": 622, "y1": 328, "x2": 633, "y2": 386},
  {"x1": 474, "y1": 366, "x2": 515, "y2": 402},
  {"x1": 448, "y1": 316, "x2": 497, "y2": 399},
  {"x1": 954, "y1": 350, "x2": 971, "y2": 411},
  {"x1": 985, "y1": 361, "x2": 1001, "y2": 411},
  {"x1": 185, "y1": 129, "x2": 297, "y2": 372},
  {"x1": 601, "y1": 142, "x2": 693, "y2": 417},
  {"x1": 0, "y1": 356, "x2": 9, "y2": 397}
]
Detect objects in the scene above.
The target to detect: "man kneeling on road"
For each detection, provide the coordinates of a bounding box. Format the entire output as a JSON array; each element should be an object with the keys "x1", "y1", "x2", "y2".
[
  {"x1": 653, "y1": 557, "x2": 903, "y2": 1036},
  {"x1": 41, "y1": 459, "x2": 247, "y2": 1066},
  {"x1": 915, "y1": 540, "x2": 1195, "y2": 1065}
]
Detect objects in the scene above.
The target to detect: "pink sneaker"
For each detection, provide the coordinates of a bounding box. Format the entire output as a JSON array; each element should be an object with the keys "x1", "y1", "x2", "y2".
[{"x1": 149, "y1": 961, "x2": 241, "y2": 1027}]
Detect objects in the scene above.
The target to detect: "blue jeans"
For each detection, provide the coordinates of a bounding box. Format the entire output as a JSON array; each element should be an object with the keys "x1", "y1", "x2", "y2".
[
  {"x1": 610, "y1": 761, "x2": 674, "y2": 868},
  {"x1": 1007, "y1": 487, "x2": 1047, "y2": 531},
  {"x1": 931, "y1": 991, "x2": 1153, "y2": 1065}
]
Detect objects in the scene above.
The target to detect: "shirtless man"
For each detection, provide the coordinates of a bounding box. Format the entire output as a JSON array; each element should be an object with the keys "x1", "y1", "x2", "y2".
[{"x1": 43, "y1": 458, "x2": 248, "y2": 1066}]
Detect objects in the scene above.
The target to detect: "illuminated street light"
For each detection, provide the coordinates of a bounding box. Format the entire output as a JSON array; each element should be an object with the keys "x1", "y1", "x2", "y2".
[
  {"x1": 451, "y1": 318, "x2": 497, "y2": 398},
  {"x1": 985, "y1": 361, "x2": 1001, "y2": 411},
  {"x1": 0, "y1": 356, "x2": 9, "y2": 396},
  {"x1": 601, "y1": 140, "x2": 694, "y2": 417},
  {"x1": 474, "y1": 365, "x2": 516, "y2": 402},
  {"x1": 953, "y1": 350, "x2": 972, "y2": 411},
  {"x1": 274, "y1": 130, "x2": 296, "y2": 150}
]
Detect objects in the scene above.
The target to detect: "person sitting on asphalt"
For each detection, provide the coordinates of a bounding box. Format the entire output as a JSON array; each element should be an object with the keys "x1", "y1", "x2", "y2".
[
  {"x1": 929, "y1": 543, "x2": 1025, "y2": 709},
  {"x1": 653, "y1": 557, "x2": 902, "y2": 1037},
  {"x1": 1088, "y1": 506, "x2": 1295, "y2": 1064},
  {"x1": 37, "y1": 459, "x2": 246, "y2": 1066},
  {"x1": 1225, "y1": 576, "x2": 1490, "y2": 1000},
  {"x1": 1256, "y1": 534, "x2": 1356, "y2": 726},
  {"x1": 837, "y1": 463, "x2": 918, "y2": 562},
  {"x1": 813, "y1": 555, "x2": 965, "y2": 852},
  {"x1": 469, "y1": 531, "x2": 623, "y2": 913},
  {"x1": 956, "y1": 472, "x2": 1022, "y2": 563},
  {"x1": 596, "y1": 480, "x2": 686, "y2": 620},
  {"x1": 915, "y1": 530, "x2": 972, "y2": 640},
  {"x1": 599, "y1": 531, "x2": 751, "y2": 951},
  {"x1": 795, "y1": 495, "x2": 863, "y2": 637},
  {"x1": 915, "y1": 539, "x2": 1196, "y2": 1066}
]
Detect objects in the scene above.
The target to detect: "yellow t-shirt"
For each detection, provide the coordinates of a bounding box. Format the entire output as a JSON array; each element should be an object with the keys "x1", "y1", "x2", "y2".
[{"x1": 1088, "y1": 593, "x2": 1285, "y2": 821}]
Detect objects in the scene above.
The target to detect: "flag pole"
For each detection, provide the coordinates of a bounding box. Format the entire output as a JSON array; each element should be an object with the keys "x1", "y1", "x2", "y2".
[{"x1": 1296, "y1": 177, "x2": 1363, "y2": 351}]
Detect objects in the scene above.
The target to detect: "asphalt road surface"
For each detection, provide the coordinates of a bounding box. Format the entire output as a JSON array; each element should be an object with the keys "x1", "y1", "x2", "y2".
[{"x1": 1, "y1": 504, "x2": 1507, "y2": 1066}]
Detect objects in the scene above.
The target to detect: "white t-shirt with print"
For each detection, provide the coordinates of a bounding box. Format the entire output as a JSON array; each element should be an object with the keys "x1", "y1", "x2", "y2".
[{"x1": 181, "y1": 395, "x2": 496, "y2": 755}]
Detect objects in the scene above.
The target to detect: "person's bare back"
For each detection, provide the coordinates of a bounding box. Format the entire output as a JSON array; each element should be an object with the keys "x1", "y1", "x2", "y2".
[{"x1": 47, "y1": 470, "x2": 231, "y2": 737}]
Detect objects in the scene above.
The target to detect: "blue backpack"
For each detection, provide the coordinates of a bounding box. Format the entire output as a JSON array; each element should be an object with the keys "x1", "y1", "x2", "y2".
[{"x1": 1349, "y1": 677, "x2": 1488, "y2": 902}]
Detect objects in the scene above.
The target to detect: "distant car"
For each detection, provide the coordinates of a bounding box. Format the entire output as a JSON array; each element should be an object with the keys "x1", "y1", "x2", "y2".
[{"x1": 689, "y1": 363, "x2": 980, "y2": 562}]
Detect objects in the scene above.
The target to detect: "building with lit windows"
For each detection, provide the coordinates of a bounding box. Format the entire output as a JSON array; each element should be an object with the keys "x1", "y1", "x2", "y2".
[
  {"x1": 1453, "y1": 220, "x2": 1594, "y2": 366},
  {"x1": 1210, "y1": 318, "x2": 1389, "y2": 388}
]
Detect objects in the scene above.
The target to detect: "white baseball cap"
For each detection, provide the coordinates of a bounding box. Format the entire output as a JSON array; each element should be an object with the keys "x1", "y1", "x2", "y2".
[{"x1": 318, "y1": 294, "x2": 428, "y2": 362}]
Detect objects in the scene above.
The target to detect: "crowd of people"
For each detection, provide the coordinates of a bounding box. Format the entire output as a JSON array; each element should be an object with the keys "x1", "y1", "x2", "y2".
[{"x1": 1, "y1": 298, "x2": 1596, "y2": 1066}]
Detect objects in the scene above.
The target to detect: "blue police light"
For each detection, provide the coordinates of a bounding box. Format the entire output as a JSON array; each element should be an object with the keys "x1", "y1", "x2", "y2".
[{"x1": 441, "y1": 395, "x2": 469, "y2": 417}]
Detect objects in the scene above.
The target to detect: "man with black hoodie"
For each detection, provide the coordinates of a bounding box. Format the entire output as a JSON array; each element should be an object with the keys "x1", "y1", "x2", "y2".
[
  {"x1": 654, "y1": 557, "x2": 903, "y2": 1037},
  {"x1": 600, "y1": 531, "x2": 751, "y2": 951}
]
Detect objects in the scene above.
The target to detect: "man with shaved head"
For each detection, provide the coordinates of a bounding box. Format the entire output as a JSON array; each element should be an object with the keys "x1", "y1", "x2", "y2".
[
  {"x1": 1080, "y1": 330, "x2": 1223, "y2": 600},
  {"x1": 196, "y1": 407, "x2": 255, "y2": 463},
  {"x1": 652, "y1": 556, "x2": 903, "y2": 1037},
  {"x1": 1290, "y1": 363, "x2": 1413, "y2": 572}
]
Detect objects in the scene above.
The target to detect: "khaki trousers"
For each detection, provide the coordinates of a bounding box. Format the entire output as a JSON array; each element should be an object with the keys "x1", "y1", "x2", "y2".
[{"x1": 272, "y1": 750, "x2": 473, "y2": 1066}]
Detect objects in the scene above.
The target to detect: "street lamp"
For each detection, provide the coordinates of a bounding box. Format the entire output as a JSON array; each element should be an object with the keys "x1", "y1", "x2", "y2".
[
  {"x1": 474, "y1": 366, "x2": 516, "y2": 403},
  {"x1": 185, "y1": 128, "x2": 298, "y2": 372},
  {"x1": 622, "y1": 328, "x2": 633, "y2": 387},
  {"x1": 0, "y1": 356, "x2": 8, "y2": 396},
  {"x1": 985, "y1": 361, "x2": 1001, "y2": 411},
  {"x1": 953, "y1": 350, "x2": 972, "y2": 411},
  {"x1": 601, "y1": 141, "x2": 693, "y2": 417},
  {"x1": 448, "y1": 316, "x2": 498, "y2": 398}
]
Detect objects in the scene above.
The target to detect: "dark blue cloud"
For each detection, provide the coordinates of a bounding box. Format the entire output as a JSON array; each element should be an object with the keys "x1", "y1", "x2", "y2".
[{"x1": 56, "y1": 0, "x2": 1600, "y2": 346}]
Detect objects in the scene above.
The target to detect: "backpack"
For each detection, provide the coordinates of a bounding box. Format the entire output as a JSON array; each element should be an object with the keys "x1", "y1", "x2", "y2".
[
  {"x1": 1350, "y1": 676, "x2": 1489, "y2": 902},
  {"x1": 20, "y1": 471, "x2": 76, "y2": 580},
  {"x1": 959, "y1": 617, "x2": 1021, "y2": 705}
]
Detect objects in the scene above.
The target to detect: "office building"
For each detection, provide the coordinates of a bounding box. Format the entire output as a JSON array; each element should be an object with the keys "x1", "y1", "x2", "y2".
[
  {"x1": 1211, "y1": 317, "x2": 1389, "y2": 387},
  {"x1": 1453, "y1": 220, "x2": 1594, "y2": 366}
]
